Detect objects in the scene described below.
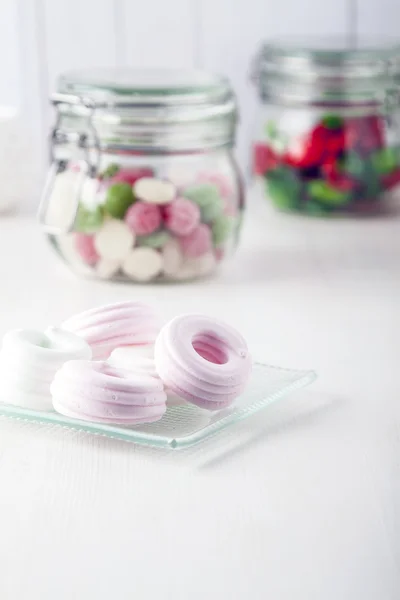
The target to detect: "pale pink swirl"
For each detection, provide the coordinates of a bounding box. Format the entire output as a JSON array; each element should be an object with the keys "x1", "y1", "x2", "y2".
[
  {"x1": 51, "y1": 360, "x2": 167, "y2": 424},
  {"x1": 154, "y1": 314, "x2": 252, "y2": 410},
  {"x1": 61, "y1": 301, "x2": 160, "y2": 360}
]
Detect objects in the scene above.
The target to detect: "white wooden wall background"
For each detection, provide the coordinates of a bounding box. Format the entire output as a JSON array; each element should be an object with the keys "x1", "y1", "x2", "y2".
[{"x1": 0, "y1": 0, "x2": 399, "y2": 208}]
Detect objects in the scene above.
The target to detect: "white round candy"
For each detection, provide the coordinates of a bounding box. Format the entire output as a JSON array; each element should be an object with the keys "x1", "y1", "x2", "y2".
[
  {"x1": 94, "y1": 220, "x2": 134, "y2": 261},
  {"x1": 162, "y1": 239, "x2": 184, "y2": 277},
  {"x1": 95, "y1": 258, "x2": 121, "y2": 279},
  {"x1": 134, "y1": 178, "x2": 176, "y2": 205},
  {"x1": 122, "y1": 247, "x2": 163, "y2": 282},
  {"x1": 81, "y1": 177, "x2": 107, "y2": 210},
  {"x1": 191, "y1": 252, "x2": 217, "y2": 276},
  {"x1": 45, "y1": 171, "x2": 79, "y2": 231},
  {"x1": 164, "y1": 166, "x2": 196, "y2": 188},
  {"x1": 176, "y1": 252, "x2": 216, "y2": 280}
]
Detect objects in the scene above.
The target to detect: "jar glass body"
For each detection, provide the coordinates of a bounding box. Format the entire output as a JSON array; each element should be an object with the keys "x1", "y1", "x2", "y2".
[
  {"x1": 251, "y1": 40, "x2": 400, "y2": 216},
  {"x1": 253, "y1": 99, "x2": 400, "y2": 216},
  {"x1": 48, "y1": 147, "x2": 244, "y2": 282}
]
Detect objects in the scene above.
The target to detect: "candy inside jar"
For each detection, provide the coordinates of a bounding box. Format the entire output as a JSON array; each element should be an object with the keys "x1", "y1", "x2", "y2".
[
  {"x1": 251, "y1": 39, "x2": 400, "y2": 215},
  {"x1": 40, "y1": 69, "x2": 243, "y2": 281},
  {"x1": 50, "y1": 157, "x2": 242, "y2": 281}
]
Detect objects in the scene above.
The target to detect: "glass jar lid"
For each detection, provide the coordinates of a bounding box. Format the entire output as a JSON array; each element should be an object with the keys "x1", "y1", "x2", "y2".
[
  {"x1": 252, "y1": 38, "x2": 400, "y2": 104},
  {"x1": 52, "y1": 68, "x2": 238, "y2": 152}
]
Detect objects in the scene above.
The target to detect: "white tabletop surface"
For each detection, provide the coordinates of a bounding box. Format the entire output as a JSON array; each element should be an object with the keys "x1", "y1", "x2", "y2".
[{"x1": 0, "y1": 192, "x2": 399, "y2": 600}]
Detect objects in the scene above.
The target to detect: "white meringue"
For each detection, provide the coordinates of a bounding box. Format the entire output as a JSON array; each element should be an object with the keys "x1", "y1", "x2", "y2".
[{"x1": 0, "y1": 327, "x2": 92, "y2": 410}]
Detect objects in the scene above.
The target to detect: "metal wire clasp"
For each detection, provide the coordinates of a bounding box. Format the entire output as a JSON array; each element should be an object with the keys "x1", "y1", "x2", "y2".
[{"x1": 37, "y1": 93, "x2": 101, "y2": 234}]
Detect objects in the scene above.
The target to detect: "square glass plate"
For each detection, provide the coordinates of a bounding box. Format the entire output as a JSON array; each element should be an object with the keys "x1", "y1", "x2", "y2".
[{"x1": 0, "y1": 363, "x2": 316, "y2": 449}]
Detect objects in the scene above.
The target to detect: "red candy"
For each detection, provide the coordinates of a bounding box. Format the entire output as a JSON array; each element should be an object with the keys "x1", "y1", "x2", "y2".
[
  {"x1": 322, "y1": 159, "x2": 355, "y2": 191},
  {"x1": 125, "y1": 202, "x2": 162, "y2": 235},
  {"x1": 74, "y1": 233, "x2": 99, "y2": 265},
  {"x1": 324, "y1": 129, "x2": 345, "y2": 160},
  {"x1": 283, "y1": 123, "x2": 345, "y2": 169},
  {"x1": 345, "y1": 116, "x2": 385, "y2": 155},
  {"x1": 112, "y1": 168, "x2": 154, "y2": 186},
  {"x1": 382, "y1": 168, "x2": 400, "y2": 191},
  {"x1": 164, "y1": 197, "x2": 200, "y2": 236},
  {"x1": 253, "y1": 143, "x2": 278, "y2": 174},
  {"x1": 179, "y1": 224, "x2": 212, "y2": 258}
]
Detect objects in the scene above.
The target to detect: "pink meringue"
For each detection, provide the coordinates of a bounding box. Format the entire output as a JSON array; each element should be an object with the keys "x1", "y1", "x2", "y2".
[
  {"x1": 51, "y1": 360, "x2": 166, "y2": 424},
  {"x1": 61, "y1": 301, "x2": 159, "y2": 360},
  {"x1": 154, "y1": 314, "x2": 252, "y2": 410}
]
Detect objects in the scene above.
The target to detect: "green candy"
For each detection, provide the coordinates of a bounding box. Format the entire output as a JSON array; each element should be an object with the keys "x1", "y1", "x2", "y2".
[
  {"x1": 101, "y1": 163, "x2": 120, "y2": 179},
  {"x1": 182, "y1": 183, "x2": 223, "y2": 222},
  {"x1": 307, "y1": 180, "x2": 351, "y2": 207},
  {"x1": 304, "y1": 201, "x2": 331, "y2": 217},
  {"x1": 322, "y1": 114, "x2": 343, "y2": 129},
  {"x1": 371, "y1": 147, "x2": 399, "y2": 175},
  {"x1": 265, "y1": 119, "x2": 278, "y2": 139},
  {"x1": 105, "y1": 182, "x2": 134, "y2": 219},
  {"x1": 340, "y1": 152, "x2": 365, "y2": 178},
  {"x1": 265, "y1": 167, "x2": 301, "y2": 210},
  {"x1": 212, "y1": 215, "x2": 234, "y2": 247},
  {"x1": 363, "y1": 159, "x2": 382, "y2": 197},
  {"x1": 75, "y1": 204, "x2": 104, "y2": 233},
  {"x1": 137, "y1": 231, "x2": 171, "y2": 248}
]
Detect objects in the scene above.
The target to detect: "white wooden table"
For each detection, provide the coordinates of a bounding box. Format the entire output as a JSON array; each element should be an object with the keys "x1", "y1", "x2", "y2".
[{"x1": 0, "y1": 192, "x2": 399, "y2": 600}]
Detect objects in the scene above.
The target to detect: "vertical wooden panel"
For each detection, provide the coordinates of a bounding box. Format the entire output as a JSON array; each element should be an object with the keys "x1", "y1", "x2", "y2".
[
  {"x1": 21, "y1": 0, "x2": 119, "y2": 210},
  {"x1": 0, "y1": 0, "x2": 21, "y2": 107},
  {"x1": 356, "y1": 0, "x2": 400, "y2": 37},
  {"x1": 43, "y1": 0, "x2": 118, "y2": 100},
  {"x1": 17, "y1": 0, "x2": 49, "y2": 208},
  {"x1": 199, "y1": 0, "x2": 350, "y2": 175},
  {"x1": 121, "y1": 0, "x2": 196, "y2": 68}
]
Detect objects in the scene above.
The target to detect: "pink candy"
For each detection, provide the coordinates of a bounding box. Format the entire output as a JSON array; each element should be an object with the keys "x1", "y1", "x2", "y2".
[
  {"x1": 112, "y1": 168, "x2": 153, "y2": 186},
  {"x1": 198, "y1": 173, "x2": 233, "y2": 198},
  {"x1": 164, "y1": 197, "x2": 200, "y2": 236},
  {"x1": 125, "y1": 202, "x2": 162, "y2": 235},
  {"x1": 214, "y1": 247, "x2": 225, "y2": 262},
  {"x1": 198, "y1": 172, "x2": 237, "y2": 216},
  {"x1": 179, "y1": 224, "x2": 212, "y2": 258},
  {"x1": 74, "y1": 234, "x2": 99, "y2": 265}
]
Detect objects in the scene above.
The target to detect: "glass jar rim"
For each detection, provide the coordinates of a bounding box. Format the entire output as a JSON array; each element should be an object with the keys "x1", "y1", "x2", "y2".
[
  {"x1": 52, "y1": 68, "x2": 238, "y2": 152},
  {"x1": 58, "y1": 68, "x2": 232, "y2": 105},
  {"x1": 253, "y1": 37, "x2": 400, "y2": 104},
  {"x1": 260, "y1": 36, "x2": 400, "y2": 63}
]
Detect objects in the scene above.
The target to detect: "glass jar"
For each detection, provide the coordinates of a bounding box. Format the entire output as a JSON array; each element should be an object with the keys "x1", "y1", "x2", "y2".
[
  {"x1": 251, "y1": 39, "x2": 400, "y2": 216},
  {"x1": 39, "y1": 69, "x2": 244, "y2": 282}
]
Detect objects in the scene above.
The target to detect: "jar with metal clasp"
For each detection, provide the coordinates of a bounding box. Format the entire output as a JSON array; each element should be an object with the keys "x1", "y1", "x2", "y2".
[
  {"x1": 251, "y1": 39, "x2": 400, "y2": 216},
  {"x1": 39, "y1": 69, "x2": 244, "y2": 281}
]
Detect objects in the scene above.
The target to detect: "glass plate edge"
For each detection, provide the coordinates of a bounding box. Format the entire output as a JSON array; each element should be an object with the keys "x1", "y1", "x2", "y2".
[{"x1": 0, "y1": 364, "x2": 317, "y2": 449}]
